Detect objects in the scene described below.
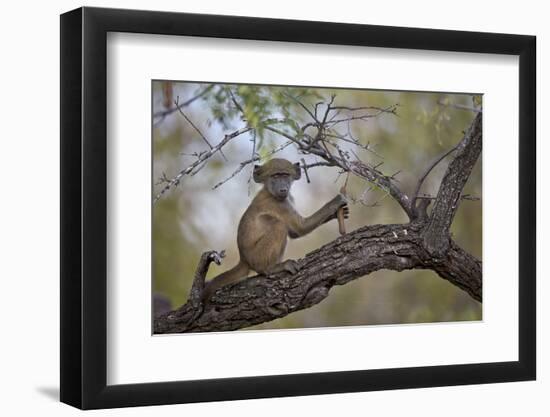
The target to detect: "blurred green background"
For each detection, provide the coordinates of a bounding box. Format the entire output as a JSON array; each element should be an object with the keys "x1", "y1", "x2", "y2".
[{"x1": 152, "y1": 81, "x2": 482, "y2": 331}]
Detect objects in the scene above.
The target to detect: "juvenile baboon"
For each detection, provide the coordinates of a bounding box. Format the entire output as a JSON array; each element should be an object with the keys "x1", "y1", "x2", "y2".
[{"x1": 203, "y1": 158, "x2": 349, "y2": 299}]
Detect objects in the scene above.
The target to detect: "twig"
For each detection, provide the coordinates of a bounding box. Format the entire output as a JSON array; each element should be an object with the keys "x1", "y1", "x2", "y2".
[
  {"x1": 175, "y1": 96, "x2": 228, "y2": 161},
  {"x1": 227, "y1": 88, "x2": 245, "y2": 115},
  {"x1": 154, "y1": 126, "x2": 253, "y2": 202},
  {"x1": 325, "y1": 130, "x2": 383, "y2": 159},
  {"x1": 437, "y1": 99, "x2": 481, "y2": 113},
  {"x1": 212, "y1": 140, "x2": 294, "y2": 190},
  {"x1": 417, "y1": 193, "x2": 480, "y2": 201},
  {"x1": 330, "y1": 104, "x2": 399, "y2": 112},
  {"x1": 411, "y1": 142, "x2": 461, "y2": 214},
  {"x1": 153, "y1": 84, "x2": 214, "y2": 122},
  {"x1": 283, "y1": 92, "x2": 317, "y2": 122},
  {"x1": 155, "y1": 172, "x2": 170, "y2": 186},
  {"x1": 248, "y1": 130, "x2": 257, "y2": 194},
  {"x1": 301, "y1": 158, "x2": 311, "y2": 183}
]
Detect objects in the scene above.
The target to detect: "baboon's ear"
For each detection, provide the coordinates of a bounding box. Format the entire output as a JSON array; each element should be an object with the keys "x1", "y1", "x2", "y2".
[
  {"x1": 293, "y1": 162, "x2": 302, "y2": 180},
  {"x1": 253, "y1": 165, "x2": 263, "y2": 183}
]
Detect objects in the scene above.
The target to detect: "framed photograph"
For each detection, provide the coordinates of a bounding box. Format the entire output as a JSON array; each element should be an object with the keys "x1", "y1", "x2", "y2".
[{"x1": 60, "y1": 6, "x2": 536, "y2": 409}]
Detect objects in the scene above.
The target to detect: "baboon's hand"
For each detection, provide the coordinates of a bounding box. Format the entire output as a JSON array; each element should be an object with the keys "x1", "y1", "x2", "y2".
[
  {"x1": 338, "y1": 204, "x2": 350, "y2": 219},
  {"x1": 325, "y1": 194, "x2": 349, "y2": 222},
  {"x1": 330, "y1": 194, "x2": 348, "y2": 211}
]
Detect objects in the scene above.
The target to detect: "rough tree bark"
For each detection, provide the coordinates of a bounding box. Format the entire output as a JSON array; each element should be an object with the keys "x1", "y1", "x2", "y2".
[
  {"x1": 423, "y1": 113, "x2": 482, "y2": 257},
  {"x1": 154, "y1": 113, "x2": 482, "y2": 334}
]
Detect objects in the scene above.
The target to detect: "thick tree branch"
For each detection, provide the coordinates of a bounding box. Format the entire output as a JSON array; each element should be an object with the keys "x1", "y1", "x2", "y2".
[
  {"x1": 154, "y1": 220, "x2": 481, "y2": 334},
  {"x1": 423, "y1": 113, "x2": 482, "y2": 257}
]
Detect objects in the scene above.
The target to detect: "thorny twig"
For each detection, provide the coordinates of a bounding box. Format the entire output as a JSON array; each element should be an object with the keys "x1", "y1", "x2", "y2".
[
  {"x1": 153, "y1": 84, "x2": 215, "y2": 126},
  {"x1": 212, "y1": 140, "x2": 294, "y2": 190},
  {"x1": 174, "y1": 96, "x2": 228, "y2": 162},
  {"x1": 154, "y1": 126, "x2": 253, "y2": 203}
]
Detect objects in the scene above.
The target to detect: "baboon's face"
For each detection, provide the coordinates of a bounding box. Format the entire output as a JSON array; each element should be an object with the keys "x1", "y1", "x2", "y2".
[
  {"x1": 265, "y1": 173, "x2": 293, "y2": 201},
  {"x1": 253, "y1": 159, "x2": 301, "y2": 200}
]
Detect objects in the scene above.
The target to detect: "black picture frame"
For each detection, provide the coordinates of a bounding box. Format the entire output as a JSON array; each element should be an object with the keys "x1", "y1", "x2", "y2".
[{"x1": 60, "y1": 6, "x2": 536, "y2": 410}]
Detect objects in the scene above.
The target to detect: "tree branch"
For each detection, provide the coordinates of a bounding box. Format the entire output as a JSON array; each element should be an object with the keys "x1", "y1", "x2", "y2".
[
  {"x1": 423, "y1": 113, "x2": 482, "y2": 257},
  {"x1": 154, "y1": 220, "x2": 481, "y2": 334},
  {"x1": 153, "y1": 84, "x2": 214, "y2": 124},
  {"x1": 348, "y1": 160, "x2": 414, "y2": 218},
  {"x1": 174, "y1": 97, "x2": 228, "y2": 162},
  {"x1": 411, "y1": 143, "x2": 460, "y2": 217},
  {"x1": 153, "y1": 126, "x2": 253, "y2": 203}
]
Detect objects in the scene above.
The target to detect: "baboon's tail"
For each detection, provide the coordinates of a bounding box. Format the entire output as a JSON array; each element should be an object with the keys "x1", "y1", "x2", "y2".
[{"x1": 203, "y1": 260, "x2": 250, "y2": 300}]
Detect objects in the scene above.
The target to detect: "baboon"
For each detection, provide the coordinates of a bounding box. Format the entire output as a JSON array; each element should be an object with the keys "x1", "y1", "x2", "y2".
[{"x1": 203, "y1": 158, "x2": 349, "y2": 299}]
